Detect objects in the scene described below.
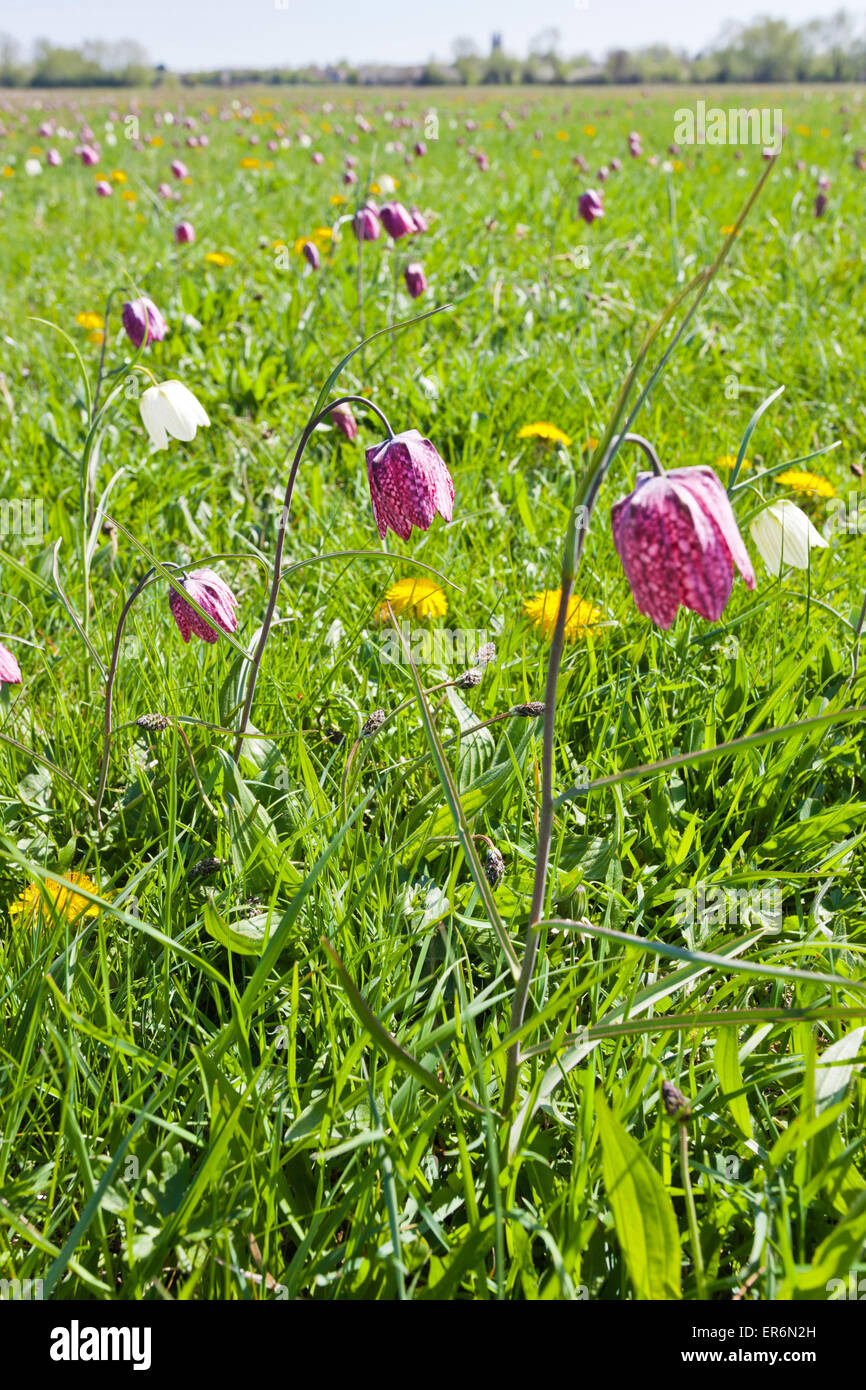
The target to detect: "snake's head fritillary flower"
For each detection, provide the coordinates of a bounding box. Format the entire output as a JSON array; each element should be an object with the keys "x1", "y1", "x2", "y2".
[
  {"x1": 175, "y1": 219, "x2": 195, "y2": 244},
  {"x1": 47, "y1": 148, "x2": 62, "y2": 166},
  {"x1": 366, "y1": 430, "x2": 454, "y2": 542},
  {"x1": 331, "y1": 403, "x2": 358, "y2": 440},
  {"x1": 171, "y1": 159, "x2": 189, "y2": 179},
  {"x1": 0, "y1": 642, "x2": 22, "y2": 684},
  {"x1": 121, "y1": 296, "x2": 168, "y2": 349},
  {"x1": 409, "y1": 205, "x2": 429, "y2": 233},
  {"x1": 79, "y1": 144, "x2": 99, "y2": 165},
  {"x1": 95, "y1": 179, "x2": 112, "y2": 197},
  {"x1": 353, "y1": 206, "x2": 381, "y2": 241},
  {"x1": 814, "y1": 191, "x2": 828, "y2": 217},
  {"x1": 578, "y1": 189, "x2": 604, "y2": 224},
  {"x1": 139, "y1": 380, "x2": 210, "y2": 450},
  {"x1": 749, "y1": 500, "x2": 828, "y2": 576},
  {"x1": 380, "y1": 201, "x2": 415, "y2": 239},
  {"x1": 404, "y1": 262, "x2": 427, "y2": 299},
  {"x1": 610, "y1": 465, "x2": 755, "y2": 629},
  {"x1": 302, "y1": 240, "x2": 321, "y2": 270},
  {"x1": 169, "y1": 569, "x2": 238, "y2": 644},
  {"x1": 343, "y1": 168, "x2": 358, "y2": 185}
]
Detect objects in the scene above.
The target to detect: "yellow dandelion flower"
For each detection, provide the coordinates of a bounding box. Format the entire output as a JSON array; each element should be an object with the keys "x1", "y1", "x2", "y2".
[
  {"x1": 523, "y1": 590, "x2": 603, "y2": 641},
  {"x1": 28, "y1": 145, "x2": 43, "y2": 156},
  {"x1": 531, "y1": 149, "x2": 541, "y2": 158},
  {"x1": 204, "y1": 251, "x2": 234, "y2": 267},
  {"x1": 518, "y1": 422, "x2": 573, "y2": 448},
  {"x1": 312, "y1": 226, "x2": 333, "y2": 248},
  {"x1": 293, "y1": 236, "x2": 308, "y2": 254},
  {"x1": 121, "y1": 189, "x2": 137, "y2": 201},
  {"x1": 583, "y1": 124, "x2": 596, "y2": 137},
  {"x1": 321, "y1": 120, "x2": 332, "y2": 133},
  {"x1": 88, "y1": 330, "x2": 105, "y2": 345},
  {"x1": 555, "y1": 130, "x2": 568, "y2": 141},
  {"x1": 109, "y1": 169, "x2": 127, "y2": 183},
  {"x1": 240, "y1": 156, "x2": 261, "y2": 169},
  {"x1": 369, "y1": 181, "x2": 380, "y2": 195},
  {"x1": 377, "y1": 577, "x2": 448, "y2": 622},
  {"x1": 715, "y1": 454, "x2": 750, "y2": 472},
  {"x1": 672, "y1": 159, "x2": 683, "y2": 171},
  {"x1": 795, "y1": 124, "x2": 810, "y2": 136},
  {"x1": 76, "y1": 311, "x2": 103, "y2": 332},
  {"x1": 10, "y1": 871, "x2": 100, "y2": 928},
  {"x1": 720, "y1": 224, "x2": 735, "y2": 235},
  {"x1": 150, "y1": 135, "x2": 163, "y2": 147},
  {"x1": 776, "y1": 469, "x2": 836, "y2": 499},
  {"x1": 820, "y1": 127, "x2": 830, "y2": 137},
  {"x1": 329, "y1": 193, "x2": 346, "y2": 206},
  {"x1": 2, "y1": 166, "x2": 14, "y2": 177}
]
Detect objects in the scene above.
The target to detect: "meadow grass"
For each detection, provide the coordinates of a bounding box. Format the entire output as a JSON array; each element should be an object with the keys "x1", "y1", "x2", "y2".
[{"x1": 0, "y1": 83, "x2": 864, "y2": 1300}]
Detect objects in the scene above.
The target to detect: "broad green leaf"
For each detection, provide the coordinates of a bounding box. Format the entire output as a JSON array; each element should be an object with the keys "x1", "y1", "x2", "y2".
[
  {"x1": 714, "y1": 1027, "x2": 753, "y2": 1139},
  {"x1": 596, "y1": 1095, "x2": 681, "y2": 1300}
]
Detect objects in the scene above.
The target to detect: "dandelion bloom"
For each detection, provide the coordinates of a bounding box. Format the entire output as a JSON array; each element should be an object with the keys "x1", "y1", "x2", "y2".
[
  {"x1": 776, "y1": 469, "x2": 835, "y2": 499},
  {"x1": 121, "y1": 296, "x2": 168, "y2": 349},
  {"x1": 523, "y1": 590, "x2": 603, "y2": 641},
  {"x1": 377, "y1": 576, "x2": 448, "y2": 622},
  {"x1": 366, "y1": 429, "x2": 454, "y2": 542},
  {"x1": 0, "y1": 642, "x2": 22, "y2": 683},
  {"x1": 75, "y1": 311, "x2": 103, "y2": 332},
  {"x1": 611, "y1": 465, "x2": 755, "y2": 629},
  {"x1": 169, "y1": 569, "x2": 238, "y2": 644},
  {"x1": 715, "y1": 454, "x2": 750, "y2": 472},
  {"x1": 204, "y1": 251, "x2": 233, "y2": 267},
  {"x1": 10, "y1": 871, "x2": 100, "y2": 928},
  {"x1": 518, "y1": 422, "x2": 572, "y2": 448},
  {"x1": 750, "y1": 500, "x2": 828, "y2": 575},
  {"x1": 139, "y1": 380, "x2": 210, "y2": 450}
]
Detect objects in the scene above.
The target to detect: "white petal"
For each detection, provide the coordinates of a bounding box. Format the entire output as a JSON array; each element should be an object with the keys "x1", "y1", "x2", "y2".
[
  {"x1": 750, "y1": 500, "x2": 828, "y2": 575},
  {"x1": 139, "y1": 388, "x2": 169, "y2": 449}
]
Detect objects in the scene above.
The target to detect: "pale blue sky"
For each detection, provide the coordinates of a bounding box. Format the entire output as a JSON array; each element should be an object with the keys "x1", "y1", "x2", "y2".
[{"x1": 1, "y1": 0, "x2": 845, "y2": 69}]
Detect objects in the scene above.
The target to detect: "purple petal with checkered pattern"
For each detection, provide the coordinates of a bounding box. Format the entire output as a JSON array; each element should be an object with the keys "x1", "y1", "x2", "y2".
[
  {"x1": 365, "y1": 430, "x2": 454, "y2": 542},
  {"x1": 610, "y1": 466, "x2": 755, "y2": 630},
  {"x1": 169, "y1": 568, "x2": 239, "y2": 644}
]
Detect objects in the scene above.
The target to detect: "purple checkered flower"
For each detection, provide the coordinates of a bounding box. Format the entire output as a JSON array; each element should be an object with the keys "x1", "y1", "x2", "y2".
[
  {"x1": 578, "y1": 189, "x2": 604, "y2": 224},
  {"x1": 610, "y1": 466, "x2": 755, "y2": 629},
  {"x1": 366, "y1": 429, "x2": 454, "y2": 542},
  {"x1": 169, "y1": 569, "x2": 239, "y2": 644},
  {"x1": 121, "y1": 297, "x2": 168, "y2": 350},
  {"x1": 0, "y1": 642, "x2": 22, "y2": 684}
]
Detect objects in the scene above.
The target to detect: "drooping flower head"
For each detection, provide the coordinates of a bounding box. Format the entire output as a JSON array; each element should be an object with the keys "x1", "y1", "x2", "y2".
[
  {"x1": 302, "y1": 240, "x2": 321, "y2": 270},
  {"x1": 175, "y1": 220, "x2": 195, "y2": 244},
  {"x1": 366, "y1": 429, "x2": 454, "y2": 542},
  {"x1": 353, "y1": 206, "x2": 381, "y2": 241},
  {"x1": 169, "y1": 568, "x2": 238, "y2": 644},
  {"x1": 749, "y1": 500, "x2": 828, "y2": 575},
  {"x1": 404, "y1": 262, "x2": 427, "y2": 299},
  {"x1": 611, "y1": 465, "x2": 755, "y2": 629},
  {"x1": 380, "y1": 201, "x2": 416, "y2": 239},
  {"x1": 330, "y1": 403, "x2": 358, "y2": 440},
  {"x1": 0, "y1": 642, "x2": 22, "y2": 684},
  {"x1": 139, "y1": 380, "x2": 210, "y2": 450},
  {"x1": 578, "y1": 189, "x2": 604, "y2": 224},
  {"x1": 121, "y1": 296, "x2": 168, "y2": 350}
]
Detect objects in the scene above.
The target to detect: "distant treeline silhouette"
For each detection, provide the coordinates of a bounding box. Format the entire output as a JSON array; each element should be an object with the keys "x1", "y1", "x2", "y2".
[{"x1": 1, "y1": 14, "x2": 864, "y2": 88}]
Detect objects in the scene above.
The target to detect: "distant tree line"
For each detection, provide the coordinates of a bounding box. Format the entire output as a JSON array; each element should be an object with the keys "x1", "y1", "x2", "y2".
[{"x1": 1, "y1": 14, "x2": 865, "y2": 88}]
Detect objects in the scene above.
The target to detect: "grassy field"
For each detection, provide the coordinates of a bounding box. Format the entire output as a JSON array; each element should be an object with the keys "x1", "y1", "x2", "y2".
[{"x1": 0, "y1": 81, "x2": 865, "y2": 1302}]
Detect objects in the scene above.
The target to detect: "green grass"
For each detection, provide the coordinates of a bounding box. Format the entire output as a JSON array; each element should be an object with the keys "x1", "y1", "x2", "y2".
[{"x1": 0, "y1": 82, "x2": 865, "y2": 1301}]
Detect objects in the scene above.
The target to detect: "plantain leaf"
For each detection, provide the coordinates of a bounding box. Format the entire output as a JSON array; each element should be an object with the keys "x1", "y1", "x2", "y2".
[{"x1": 596, "y1": 1094, "x2": 681, "y2": 1301}]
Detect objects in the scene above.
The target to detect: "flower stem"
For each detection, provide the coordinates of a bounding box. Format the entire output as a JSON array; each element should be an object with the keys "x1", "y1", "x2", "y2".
[
  {"x1": 679, "y1": 1119, "x2": 707, "y2": 1299},
  {"x1": 94, "y1": 566, "x2": 161, "y2": 826},
  {"x1": 502, "y1": 433, "x2": 659, "y2": 1111},
  {"x1": 231, "y1": 394, "x2": 394, "y2": 763}
]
